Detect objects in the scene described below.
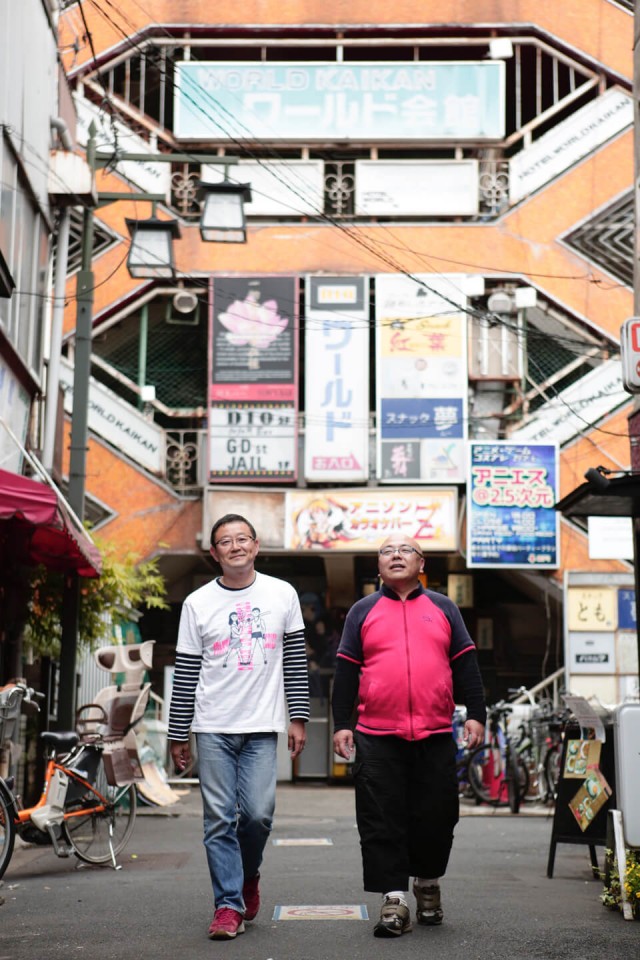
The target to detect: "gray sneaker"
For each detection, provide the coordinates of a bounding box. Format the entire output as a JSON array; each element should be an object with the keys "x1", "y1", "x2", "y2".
[
  {"x1": 412, "y1": 881, "x2": 444, "y2": 925},
  {"x1": 373, "y1": 896, "x2": 412, "y2": 938}
]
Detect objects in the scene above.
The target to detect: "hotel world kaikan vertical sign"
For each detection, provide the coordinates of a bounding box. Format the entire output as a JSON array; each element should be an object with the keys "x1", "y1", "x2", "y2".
[{"x1": 209, "y1": 278, "x2": 298, "y2": 482}]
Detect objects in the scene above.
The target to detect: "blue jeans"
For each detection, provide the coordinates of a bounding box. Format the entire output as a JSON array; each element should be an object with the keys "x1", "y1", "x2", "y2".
[{"x1": 196, "y1": 732, "x2": 277, "y2": 912}]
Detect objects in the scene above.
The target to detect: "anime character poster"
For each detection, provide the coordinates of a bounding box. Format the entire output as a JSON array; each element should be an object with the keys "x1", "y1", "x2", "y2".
[{"x1": 285, "y1": 488, "x2": 458, "y2": 552}]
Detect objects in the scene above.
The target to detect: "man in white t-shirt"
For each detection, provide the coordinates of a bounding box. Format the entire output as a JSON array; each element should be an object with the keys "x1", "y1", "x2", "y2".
[{"x1": 168, "y1": 514, "x2": 309, "y2": 940}]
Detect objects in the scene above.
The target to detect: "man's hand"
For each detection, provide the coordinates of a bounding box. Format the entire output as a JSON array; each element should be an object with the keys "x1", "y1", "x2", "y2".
[
  {"x1": 463, "y1": 719, "x2": 485, "y2": 750},
  {"x1": 169, "y1": 739, "x2": 192, "y2": 773},
  {"x1": 288, "y1": 719, "x2": 307, "y2": 758},
  {"x1": 333, "y1": 728, "x2": 354, "y2": 760}
]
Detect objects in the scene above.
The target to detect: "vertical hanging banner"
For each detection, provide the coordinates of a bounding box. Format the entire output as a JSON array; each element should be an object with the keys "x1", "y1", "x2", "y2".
[
  {"x1": 375, "y1": 275, "x2": 469, "y2": 483},
  {"x1": 209, "y1": 278, "x2": 298, "y2": 482},
  {"x1": 467, "y1": 441, "x2": 559, "y2": 568},
  {"x1": 304, "y1": 277, "x2": 369, "y2": 482}
]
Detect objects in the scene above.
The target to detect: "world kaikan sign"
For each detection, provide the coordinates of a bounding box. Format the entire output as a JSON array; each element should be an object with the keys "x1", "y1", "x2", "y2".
[{"x1": 174, "y1": 62, "x2": 505, "y2": 142}]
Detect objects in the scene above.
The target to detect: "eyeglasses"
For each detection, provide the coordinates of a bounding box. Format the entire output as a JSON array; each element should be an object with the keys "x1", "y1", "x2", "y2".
[
  {"x1": 213, "y1": 535, "x2": 256, "y2": 549},
  {"x1": 379, "y1": 545, "x2": 422, "y2": 558}
]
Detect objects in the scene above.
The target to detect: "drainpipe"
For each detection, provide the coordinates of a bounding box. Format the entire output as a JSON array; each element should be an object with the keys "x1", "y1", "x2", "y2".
[{"x1": 43, "y1": 116, "x2": 73, "y2": 471}]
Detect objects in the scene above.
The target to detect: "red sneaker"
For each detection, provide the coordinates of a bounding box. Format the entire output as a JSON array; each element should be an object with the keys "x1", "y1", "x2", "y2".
[
  {"x1": 243, "y1": 872, "x2": 261, "y2": 921},
  {"x1": 208, "y1": 908, "x2": 245, "y2": 940}
]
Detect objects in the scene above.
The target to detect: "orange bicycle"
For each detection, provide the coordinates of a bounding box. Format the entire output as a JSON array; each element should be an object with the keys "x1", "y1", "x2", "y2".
[{"x1": 0, "y1": 683, "x2": 136, "y2": 879}]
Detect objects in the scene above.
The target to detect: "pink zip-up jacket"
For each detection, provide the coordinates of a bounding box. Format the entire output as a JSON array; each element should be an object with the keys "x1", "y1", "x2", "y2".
[{"x1": 336, "y1": 583, "x2": 477, "y2": 740}]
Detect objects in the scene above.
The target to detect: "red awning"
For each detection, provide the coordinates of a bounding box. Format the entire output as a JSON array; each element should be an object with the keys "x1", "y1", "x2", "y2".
[{"x1": 0, "y1": 469, "x2": 102, "y2": 578}]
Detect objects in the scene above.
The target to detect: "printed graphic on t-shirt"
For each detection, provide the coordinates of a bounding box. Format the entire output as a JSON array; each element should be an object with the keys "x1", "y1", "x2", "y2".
[{"x1": 213, "y1": 602, "x2": 277, "y2": 670}]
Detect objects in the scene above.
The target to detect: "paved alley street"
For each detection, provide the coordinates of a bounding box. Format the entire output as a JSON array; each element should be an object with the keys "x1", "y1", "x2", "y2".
[{"x1": 0, "y1": 785, "x2": 637, "y2": 960}]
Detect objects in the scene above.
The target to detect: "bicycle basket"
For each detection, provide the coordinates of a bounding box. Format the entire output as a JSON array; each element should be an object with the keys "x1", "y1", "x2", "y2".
[{"x1": 0, "y1": 688, "x2": 22, "y2": 746}]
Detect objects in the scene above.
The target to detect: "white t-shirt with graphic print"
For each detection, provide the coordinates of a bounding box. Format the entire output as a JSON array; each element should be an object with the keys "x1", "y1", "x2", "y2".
[{"x1": 176, "y1": 572, "x2": 305, "y2": 733}]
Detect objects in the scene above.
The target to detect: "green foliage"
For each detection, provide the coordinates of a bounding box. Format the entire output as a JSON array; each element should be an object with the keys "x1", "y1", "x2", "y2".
[
  {"x1": 601, "y1": 848, "x2": 640, "y2": 916},
  {"x1": 24, "y1": 538, "x2": 169, "y2": 660}
]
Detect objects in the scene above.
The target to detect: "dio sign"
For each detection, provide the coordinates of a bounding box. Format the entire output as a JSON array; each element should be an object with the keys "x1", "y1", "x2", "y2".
[{"x1": 621, "y1": 317, "x2": 640, "y2": 393}]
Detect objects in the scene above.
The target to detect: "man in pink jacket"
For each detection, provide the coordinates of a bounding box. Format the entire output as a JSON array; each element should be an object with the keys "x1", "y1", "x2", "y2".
[{"x1": 332, "y1": 533, "x2": 486, "y2": 938}]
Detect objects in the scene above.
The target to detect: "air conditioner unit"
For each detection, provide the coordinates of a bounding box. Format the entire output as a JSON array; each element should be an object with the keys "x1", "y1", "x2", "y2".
[{"x1": 165, "y1": 291, "x2": 200, "y2": 326}]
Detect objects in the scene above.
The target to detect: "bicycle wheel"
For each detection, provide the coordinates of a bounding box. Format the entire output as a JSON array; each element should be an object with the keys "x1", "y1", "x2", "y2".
[
  {"x1": 456, "y1": 753, "x2": 478, "y2": 802},
  {"x1": 506, "y1": 745, "x2": 522, "y2": 814},
  {"x1": 543, "y1": 743, "x2": 562, "y2": 800},
  {"x1": 466, "y1": 743, "x2": 507, "y2": 806},
  {"x1": 0, "y1": 780, "x2": 16, "y2": 880},
  {"x1": 62, "y1": 759, "x2": 137, "y2": 864}
]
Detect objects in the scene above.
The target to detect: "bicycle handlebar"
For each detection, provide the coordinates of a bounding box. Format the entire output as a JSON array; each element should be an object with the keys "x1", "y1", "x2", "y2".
[{"x1": 0, "y1": 682, "x2": 44, "y2": 712}]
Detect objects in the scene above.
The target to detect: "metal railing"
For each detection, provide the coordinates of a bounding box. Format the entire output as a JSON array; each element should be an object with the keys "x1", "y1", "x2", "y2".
[{"x1": 510, "y1": 668, "x2": 565, "y2": 710}]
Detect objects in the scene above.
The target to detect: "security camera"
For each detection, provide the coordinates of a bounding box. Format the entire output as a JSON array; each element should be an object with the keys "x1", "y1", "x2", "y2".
[{"x1": 172, "y1": 290, "x2": 199, "y2": 314}]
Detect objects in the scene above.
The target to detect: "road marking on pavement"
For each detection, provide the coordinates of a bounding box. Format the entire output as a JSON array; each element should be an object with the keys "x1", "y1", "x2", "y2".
[
  {"x1": 271, "y1": 838, "x2": 333, "y2": 846},
  {"x1": 273, "y1": 905, "x2": 368, "y2": 920}
]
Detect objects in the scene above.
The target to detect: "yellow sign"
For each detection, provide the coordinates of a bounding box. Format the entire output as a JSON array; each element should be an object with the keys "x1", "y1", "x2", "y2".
[
  {"x1": 379, "y1": 313, "x2": 465, "y2": 359},
  {"x1": 285, "y1": 488, "x2": 458, "y2": 551},
  {"x1": 567, "y1": 587, "x2": 617, "y2": 631}
]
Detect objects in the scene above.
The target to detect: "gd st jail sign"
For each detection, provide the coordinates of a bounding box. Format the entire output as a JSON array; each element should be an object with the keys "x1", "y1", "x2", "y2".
[
  {"x1": 621, "y1": 317, "x2": 640, "y2": 393},
  {"x1": 208, "y1": 403, "x2": 297, "y2": 482}
]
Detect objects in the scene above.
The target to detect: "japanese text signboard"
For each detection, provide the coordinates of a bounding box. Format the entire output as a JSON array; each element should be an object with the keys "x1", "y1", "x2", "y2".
[
  {"x1": 174, "y1": 62, "x2": 505, "y2": 142},
  {"x1": 375, "y1": 274, "x2": 469, "y2": 483},
  {"x1": 210, "y1": 277, "x2": 297, "y2": 403},
  {"x1": 467, "y1": 441, "x2": 559, "y2": 568},
  {"x1": 208, "y1": 404, "x2": 297, "y2": 481},
  {"x1": 563, "y1": 572, "x2": 637, "y2": 704},
  {"x1": 304, "y1": 277, "x2": 369, "y2": 482},
  {"x1": 285, "y1": 488, "x2": 458, "y2": 551},
  {"x1": 209, "y1": 277, "x2": 298, "y2": 482}
]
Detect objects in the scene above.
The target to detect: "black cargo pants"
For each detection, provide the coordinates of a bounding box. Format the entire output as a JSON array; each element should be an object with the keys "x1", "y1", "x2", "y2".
[{"x1": 353, "y1": 730, "x2": 459, "y2": 892}]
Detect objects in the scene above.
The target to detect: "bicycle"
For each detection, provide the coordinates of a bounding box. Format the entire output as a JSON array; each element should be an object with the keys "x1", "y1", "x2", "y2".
[
  {"x1": 505, "y1": 686, "x2": 567, "y2": 805},
  {"x1": 464, "y1": 701, "x2": 529, "y2": 813},
  {"x1": 0, "y1": 683, "x2": 137, "y2": 880},
  {"x1": 452, "y1": 705, "x2": 479, "y2": 803}
]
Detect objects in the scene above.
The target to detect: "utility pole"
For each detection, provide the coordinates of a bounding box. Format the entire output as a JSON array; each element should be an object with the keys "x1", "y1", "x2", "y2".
[
  {"x1": 56, "y1": 123, "x2": 96, "y2": 730},
  {"x1": 629, "y1": 1, "x2": 640, "y2": 692}
]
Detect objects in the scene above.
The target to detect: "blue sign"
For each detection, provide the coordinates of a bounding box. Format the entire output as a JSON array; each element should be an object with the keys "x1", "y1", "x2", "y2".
[
  {"x1": 467, "y1": 442, "x2": 559, "y2": 569},
  {"x1": 174, "y1": 62, "x2": 505, "y2": 141},
  {"x1": 618, "y1": 589, "x2": 636, "y2": 631},
  {"x1": 381, "y1": 398, "x2": 464, "y2": 439}
]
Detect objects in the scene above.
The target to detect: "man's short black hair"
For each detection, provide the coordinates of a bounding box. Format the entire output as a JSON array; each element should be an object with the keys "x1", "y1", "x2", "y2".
[{"x1": 210, "y1": 514, "x2": 257, "y2": 547}]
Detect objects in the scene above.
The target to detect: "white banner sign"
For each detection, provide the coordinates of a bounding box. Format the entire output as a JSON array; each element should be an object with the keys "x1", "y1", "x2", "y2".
[
  {"x1": 510, "y1": 359, "x2": 629, "y2": 446},
  {"x1": 509, "y1": 88, "x2": 632, "y2": 203},
  {"x1": 588, "y1": 516, "x2": 633, "y2": 561},
  {"x1": 568, "y1": 632, "x2": 616, "y2": 675},
  {"x1": 0, "y1": 357, "x2": 30, "y2": 472},
  {"x1": 375, "y1": 274, "x2": 469, "y2": 483},
  {"x1": 304, "y1": 277, "x2": 369, "y2": 481},
  {"x1": 175, "y1": 61, "x2": 505, "y2": 141},
  {"x1": 202, "y1": 160, "x2": 324, "y2": 216},
  {"x1": 355, "y1": 160, "x2": 479, "y2": 216},
  {"x1": 209, "y1": 403, "x2": 297, "y2": 481},
  {"x1": 75, "y1": 96, "x2": 171, "y2": 200},
  {"x1": 59, "y1": 358, "x2": 164, "y2": 474}
]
